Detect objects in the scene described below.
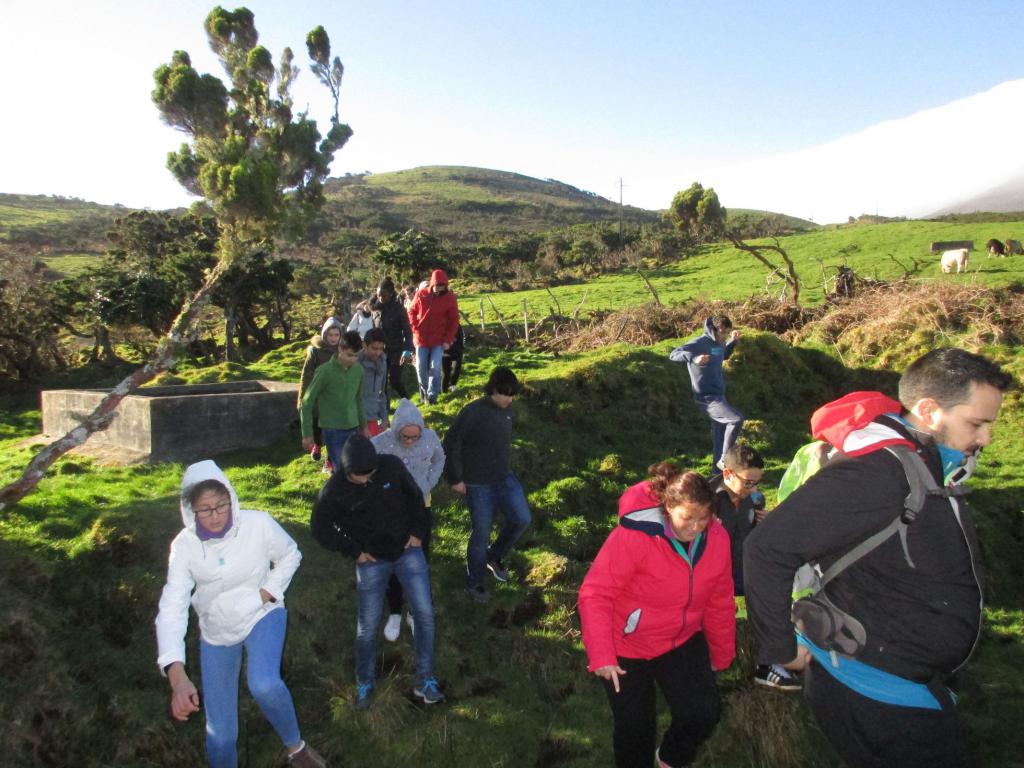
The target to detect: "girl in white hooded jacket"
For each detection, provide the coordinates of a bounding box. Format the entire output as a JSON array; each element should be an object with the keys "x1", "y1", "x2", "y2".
[{"x1": 155, "y1": 460, "x2": 327, "y2": 768}]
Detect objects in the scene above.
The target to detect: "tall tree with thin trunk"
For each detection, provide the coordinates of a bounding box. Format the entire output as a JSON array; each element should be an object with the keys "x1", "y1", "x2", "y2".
[{"x1": 1, "y1": 6, "x2": 351, "y2": 510}]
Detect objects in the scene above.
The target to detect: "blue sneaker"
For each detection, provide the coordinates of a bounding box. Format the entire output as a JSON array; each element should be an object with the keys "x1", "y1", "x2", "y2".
[
  {"x1": 413, "y1": 677, "x2": 445, "y2": 704},
  {"x1": 354, "y1": 682, "x2": 374, "y2": 710}
]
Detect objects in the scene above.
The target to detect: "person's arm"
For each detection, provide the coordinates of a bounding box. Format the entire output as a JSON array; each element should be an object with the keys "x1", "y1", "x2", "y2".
[
  {"x1": 300, "y1": 365, "x2": 326, "y2": 440},
  {"x1": 425, "y1": 432, "x2": 446, "y2": 491},
  {"x1": 723, "y1": 330, "x2": 739, "y2": 359},
  {"x1": 407, "y1": 295, "x2": 422, "y2": 335},
  {"x1": 399, "y1": 306, "x2": 414, "y2": 353},
  {"x1": 297, "y1": 348, "x2": 315, "y2": 408},
  {"x1": 260, "y1": 513, "x2": 302, "y2": 602},
  {"x1": 397, "y1": 461, "x2": 430, "y2": 544},
  {"x1": 578, "y1": 527, "x2": 641, "y2": 673},
  {"x1": 442, "y1": 405, "x2": 472, "y2": 487},
  {"x1": 355, "y1": 371, "x2": 367, "y2": 434},
  {"x1": 700, "y1": 529, "x2": 738, "y2": 671},
  {"x1": 310, "y1": 481, "x2": 363, "y2": 558},
  {"x1": 668, "y1": 336, "x2": 703, "y2": 364},
  {"x1": 155, "y1": 537, "x2": 195, "y2": 674},
  {"x1": 443, "y1": 295, "x2": 459, "y2": 348},
  {"x1": 744, "y1": 452, "x2": 908, "y2": 667}
]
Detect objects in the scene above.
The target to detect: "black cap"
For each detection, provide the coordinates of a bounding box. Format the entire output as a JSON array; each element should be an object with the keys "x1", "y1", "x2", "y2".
[{"x1": 341, "y1": 433, "x2": 378, "y2": 475}]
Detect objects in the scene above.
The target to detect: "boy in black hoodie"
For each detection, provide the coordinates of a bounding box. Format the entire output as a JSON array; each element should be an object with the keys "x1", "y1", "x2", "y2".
[{"x1": 310, "y1": 435, "x2": 444, "y2": 708}]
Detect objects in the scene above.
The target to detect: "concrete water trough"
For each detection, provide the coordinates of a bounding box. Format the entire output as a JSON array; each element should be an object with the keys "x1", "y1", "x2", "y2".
[{"x1": 41, "y1": 380, "x2": 299, "y2": 464}]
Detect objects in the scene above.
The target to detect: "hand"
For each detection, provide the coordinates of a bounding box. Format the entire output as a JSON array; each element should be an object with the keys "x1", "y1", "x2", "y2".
[
  {"x1": 356, "y1": 552, "x2": 377, "y2": 564},
  {"x1": 450, "y1": 481, "x2": 466, "y2": 495},
  {"x1": 301, "y1": 436, "x2": 314, "y2": 452},
  {"x1": 782, "y1": 646, "x2": 812, "y2": 672},
  {"x1": 754, "y1": 507, "x2": 769, "y2": 524},
  {"x1": 695, "y1": 354, "x2": 711, "y2": 366},
  {"x1": 259, "y1": 588, "x2": 275, "y2": 604},
  {"x1": 727, "y1": 330, "x2": 740, "y2": 344},
  {"x1": 443, "y1": 342, "x2": 451, "y2": 351},
  {"x1": 593, "y1": 664, "x2": 627, "y2": 693},
  {"x1": 406, "y1": 535, "x2": 422, "y2": 549},
  {"x1": 167, "y1": 663, "x2": 200, "y2": 721},
  {"x1": 359, "y1": 426, "x2": 371, "y2": 438}
]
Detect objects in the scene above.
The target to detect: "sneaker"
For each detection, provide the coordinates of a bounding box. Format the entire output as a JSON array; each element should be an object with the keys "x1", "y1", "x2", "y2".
[
  {"x1": 406, "y1": 611, "x2": 415, "y2": 636},
  {"x1": 655, "y1": 746, "x2": 688, "y2": 768},
  {"x1": 427, "y1": 395, "x2": 438, "y2": 405},
  {"x1": 715, "y1": 457, "x2": 726, "y2": 471},
  {"x1": 413, "y1": 677, "x2": 446, "y2": 704},
  {"x1": 310, "y1": 445, "x2": 322, "y2": 463},
  {"x1": 288, "y1": 741, "x2": 328, "y2": 768},
  {"x1": 383, "y1": 613, "x2": 402, "y2": 642},
  {"x1": 466, "y1": 584, "x2": 491, "y2": 603},
  {"x1": 322, "y1": 459, "x2": 334, "y2": 475},
  {"x1": 354, "y1": 682, "x2": 374, "y2": 710},
  {"x1": 486, "y1": 558, "x2": 510, "y2": 583},
  {"x1": 754, "y1": 663, "x2": 802, "y2": 691}
]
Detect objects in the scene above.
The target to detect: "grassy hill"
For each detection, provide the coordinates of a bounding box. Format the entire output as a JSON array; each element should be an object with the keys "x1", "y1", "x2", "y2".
[{"x1": 462, "y1": 218, "x2": 1024, "y2": 326}]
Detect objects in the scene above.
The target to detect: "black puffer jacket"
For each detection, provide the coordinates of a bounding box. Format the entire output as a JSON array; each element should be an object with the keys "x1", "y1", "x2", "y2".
[
  {"x1": 310, "y1": 437, "x2": 428, "y2": 561},
  {"x1": 744, "y1": 420, "x2": 983, "y2": 683},
  {"x1": 372, "y1": 296, "x2": 413, "y2": 355}
]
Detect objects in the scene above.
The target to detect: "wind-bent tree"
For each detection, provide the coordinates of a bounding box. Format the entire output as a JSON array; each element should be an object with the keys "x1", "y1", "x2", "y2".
[
  {"x1": 1, "y1": 6, "x2": 351, "y2": 510},
  {"x1": 667, "y1": 182, "x2": 726, "y2": 244}
]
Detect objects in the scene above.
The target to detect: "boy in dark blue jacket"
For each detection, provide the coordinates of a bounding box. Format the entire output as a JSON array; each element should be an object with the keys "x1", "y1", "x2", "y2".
[{"x1": 669, "y1": 315, "x2": 743, "y2": 469}]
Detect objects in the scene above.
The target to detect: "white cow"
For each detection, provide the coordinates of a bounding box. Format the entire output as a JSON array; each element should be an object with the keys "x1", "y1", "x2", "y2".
[{"x1": 940, "y1": 248, "x2": 969, "y2": 273}]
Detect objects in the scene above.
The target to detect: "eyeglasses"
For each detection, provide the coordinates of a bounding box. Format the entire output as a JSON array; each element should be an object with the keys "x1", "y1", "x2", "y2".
[
  {"x1": 194, "y1": 500, "x2": 231, "y2": 519},
  {"x1": 398, "y1": 431, "x2": 422, "y2": 442},
  {"x1": 736, "y1": 475, "x2": 760, "y2": 488}
]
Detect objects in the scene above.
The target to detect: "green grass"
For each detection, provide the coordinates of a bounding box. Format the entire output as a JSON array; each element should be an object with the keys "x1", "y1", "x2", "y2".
[
  {"x1": 4, "y1": 299, "x2": 1023, "y2": 765},
  {"x1": 460, "y1": 219, "x2": 1024, "y2": 326}
]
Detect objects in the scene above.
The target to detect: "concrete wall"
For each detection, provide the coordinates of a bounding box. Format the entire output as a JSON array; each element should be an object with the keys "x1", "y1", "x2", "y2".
[{"x1": 41, "y1": 380, "x2": 299, "y2": 463}]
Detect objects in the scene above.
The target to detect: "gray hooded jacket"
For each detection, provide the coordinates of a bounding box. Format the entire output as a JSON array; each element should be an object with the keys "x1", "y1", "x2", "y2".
[{"x1": 372, "y1": 398, "x2": 445, "y2": 501}]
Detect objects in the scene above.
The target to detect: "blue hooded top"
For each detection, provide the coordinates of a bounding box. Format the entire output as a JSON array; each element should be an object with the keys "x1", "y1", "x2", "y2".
[{"x1": 668, "y1": 317, "x2": 735, "y2": 398}]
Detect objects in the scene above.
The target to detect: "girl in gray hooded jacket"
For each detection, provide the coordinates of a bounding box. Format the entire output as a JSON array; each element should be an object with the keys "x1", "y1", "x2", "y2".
[{"x1": 371, "y1": 398, "x2": 445, "y2": 641}]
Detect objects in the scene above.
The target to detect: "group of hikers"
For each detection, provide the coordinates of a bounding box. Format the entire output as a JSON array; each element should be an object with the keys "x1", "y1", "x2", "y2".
[{"x1": 153, "y1": 291, "x2": 1013, "y2": 768}]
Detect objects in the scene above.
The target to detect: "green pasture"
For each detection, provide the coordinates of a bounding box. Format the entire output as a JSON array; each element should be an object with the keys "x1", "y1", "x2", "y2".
[
  {"x1": 2, "y1": 295, "x2": 1023, "y2": 766},
  {"x1": 461, "y1": 219, "x2": 1024, "y2": 325}
]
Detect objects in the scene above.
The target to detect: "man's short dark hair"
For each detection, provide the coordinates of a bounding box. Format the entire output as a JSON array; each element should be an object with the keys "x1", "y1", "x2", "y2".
[
  {"x1": 363, "y1": 327, "x2": 387, "y2": 345},
  {"x1": 340, "y1": 330, "x2": 363, "y2": 352},
  {"x1": 899, "y1": 347, "x2": 1012, "y2": 410},
  {"x1": 723, "y1": 444, "x2": 763, "y2": 471},
  {"x1": 711, "y1": 315, "x2": 733, "y2": 331},
  {"x1": 484, "y1": 366, "x2": 520, "y2": 396}
]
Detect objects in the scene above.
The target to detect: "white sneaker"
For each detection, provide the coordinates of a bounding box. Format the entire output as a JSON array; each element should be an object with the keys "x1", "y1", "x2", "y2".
[
  {"x1": 383, "y1": 613, "x2": 402, "y2": 642},
  {"x1": 406, "y1": 612, "x2": 415, "y2": 637}
]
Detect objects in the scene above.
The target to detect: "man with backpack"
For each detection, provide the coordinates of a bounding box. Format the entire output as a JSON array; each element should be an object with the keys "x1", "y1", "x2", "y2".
[{"x1": 744, "y1": 348, "x2": 1011, "y2": 768}]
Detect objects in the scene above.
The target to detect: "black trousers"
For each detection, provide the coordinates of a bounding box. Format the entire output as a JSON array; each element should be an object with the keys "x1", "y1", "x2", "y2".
[
  {"x1": 805, "y1": 660, "x2": 968, "y2": 768},
  {"x1": 386, "y1": 351, "x2": 409, "y2": 400},
  {"x1": 602, "y1": 633, "x2": 720, "y2": 768},
  {"x1": 442, "y1": 355, "x2": 462, "y2": 391},
  {"x1": 386, "y1": 508, "x2": 433, "y2": 614}
]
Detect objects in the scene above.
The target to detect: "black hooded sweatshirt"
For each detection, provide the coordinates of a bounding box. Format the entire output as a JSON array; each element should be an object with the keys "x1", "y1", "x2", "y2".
[{"x1": 310, "y1": 435, "x2": 428, "y2": 561}]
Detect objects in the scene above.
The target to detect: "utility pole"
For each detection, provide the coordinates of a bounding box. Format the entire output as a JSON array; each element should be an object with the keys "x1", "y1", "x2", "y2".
[{"x1": 617, "y1": 178, "x2": 626, "y2": 246}]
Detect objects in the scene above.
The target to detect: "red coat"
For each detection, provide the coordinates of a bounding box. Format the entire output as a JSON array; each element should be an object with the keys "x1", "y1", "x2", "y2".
[
  {"x1": 407, "y1": 269, "x2": 459, "y2": 348},
  {"x1": 578, "y1": 481, "x2": 736, "y2": 672}
]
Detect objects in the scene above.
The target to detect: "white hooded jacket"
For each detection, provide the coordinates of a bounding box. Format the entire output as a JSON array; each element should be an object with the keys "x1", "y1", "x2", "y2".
[{"x1": 155, "y1": 460, "x2": 301, "y2": 671}]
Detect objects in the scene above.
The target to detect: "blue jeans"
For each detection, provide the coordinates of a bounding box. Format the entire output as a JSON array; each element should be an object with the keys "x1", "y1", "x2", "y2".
[
  {"x1": 355, "y1": 546, "x2": 436, "y2": 685},
  {"x1": 415, "y1": 345, "x2": 444, "y2": 400},
  {"x1": 199, "y1": 608, "x2": 301, "y2": 768},
  {"x1": 695, "y1": 396, "x2": 744, "y2": 467},
  {"x1": 322, "y1": 427, "x2": 356, "y2": 471},
  {"x1": 465, "y1": 472, "x2": 532, "y2": 588}
]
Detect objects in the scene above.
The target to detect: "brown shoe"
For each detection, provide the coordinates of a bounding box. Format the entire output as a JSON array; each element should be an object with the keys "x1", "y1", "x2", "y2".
[{"x1": 288, "y1": 742, "x2": 328, "y2": 768}]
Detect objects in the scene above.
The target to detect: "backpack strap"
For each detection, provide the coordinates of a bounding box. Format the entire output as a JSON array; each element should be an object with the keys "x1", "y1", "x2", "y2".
[{"x1": 819, "y1": 445, "x2": 963, "y2": 586}]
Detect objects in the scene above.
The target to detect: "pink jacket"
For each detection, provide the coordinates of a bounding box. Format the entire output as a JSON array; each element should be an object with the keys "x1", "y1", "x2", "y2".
[
  {"x1": 578, "y1": 481, "x2": 736, "y2": 672},
  {"x1": 407, "y1": 269, "x2": 459, "y2": 348}
]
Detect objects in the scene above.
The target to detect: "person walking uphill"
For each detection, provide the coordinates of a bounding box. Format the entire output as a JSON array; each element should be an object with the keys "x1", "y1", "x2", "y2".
[
  {"x1": 669, "y1": 315, "x2": 743, "y2": 470},
  {"x1": 310, "y1": 435, "x2": 445, "y2": 710},
  {"x1": 744, "y1": 348, "x2": 1012, "y2": 768},
  {"x1": 371, "y1": 277, "x2": 414, "y2": 400},
  {"x1": 372, "y1": 398, "x2": 446, "y2": 642},
  {"x1": 578, "y1": 464, "x2": 735, "y2": 768},
  {"x1": 155, "y1": 460, "x2": 328, "y2": 768},
  {"x1": 443, "y1": 366, "x2": 531, "y2": 603},
  {"x1": 407, "y1": 269, "x2": 459, "y2": 405}
]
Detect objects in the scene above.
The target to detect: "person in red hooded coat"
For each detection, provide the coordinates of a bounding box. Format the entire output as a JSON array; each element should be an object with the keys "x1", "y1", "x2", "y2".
[
  {"x1": 579, "y1": 463, "x2": 736, "y2": 768},
  {"x1": 406, "y1": 269, "x2": 459, "y2": 404}
]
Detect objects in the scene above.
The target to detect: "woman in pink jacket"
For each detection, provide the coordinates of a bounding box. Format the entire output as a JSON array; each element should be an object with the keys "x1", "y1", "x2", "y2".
[{"x1": 578, "y1": 464, "x2": 736, "y2": 768}]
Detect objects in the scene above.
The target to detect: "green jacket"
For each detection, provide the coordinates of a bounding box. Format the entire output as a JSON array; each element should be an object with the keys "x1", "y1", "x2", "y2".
[{"x1": 300, "y1": 357, "x2": 366, "y2": 437}]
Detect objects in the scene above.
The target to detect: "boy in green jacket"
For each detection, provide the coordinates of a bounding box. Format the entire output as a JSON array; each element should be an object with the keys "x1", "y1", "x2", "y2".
[{"x1": 301, "y1": 330, "x2": 368, "y2": 472}]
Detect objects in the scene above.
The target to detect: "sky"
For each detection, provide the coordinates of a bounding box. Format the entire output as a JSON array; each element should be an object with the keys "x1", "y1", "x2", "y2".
[{"x1": 2, "y1": 0, "x2": 1023, "y2": 217}]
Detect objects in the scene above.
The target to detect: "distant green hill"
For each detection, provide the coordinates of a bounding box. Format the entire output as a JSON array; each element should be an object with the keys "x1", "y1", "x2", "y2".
[{"x1": 316, "y1": 166, "x2": 660, "y2": 245}]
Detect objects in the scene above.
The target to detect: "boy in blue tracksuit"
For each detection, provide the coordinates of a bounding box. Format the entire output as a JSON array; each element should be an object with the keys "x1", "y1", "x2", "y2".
[{"x1": 669, "y1": 315, "x2": 743, "y2": 469}]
